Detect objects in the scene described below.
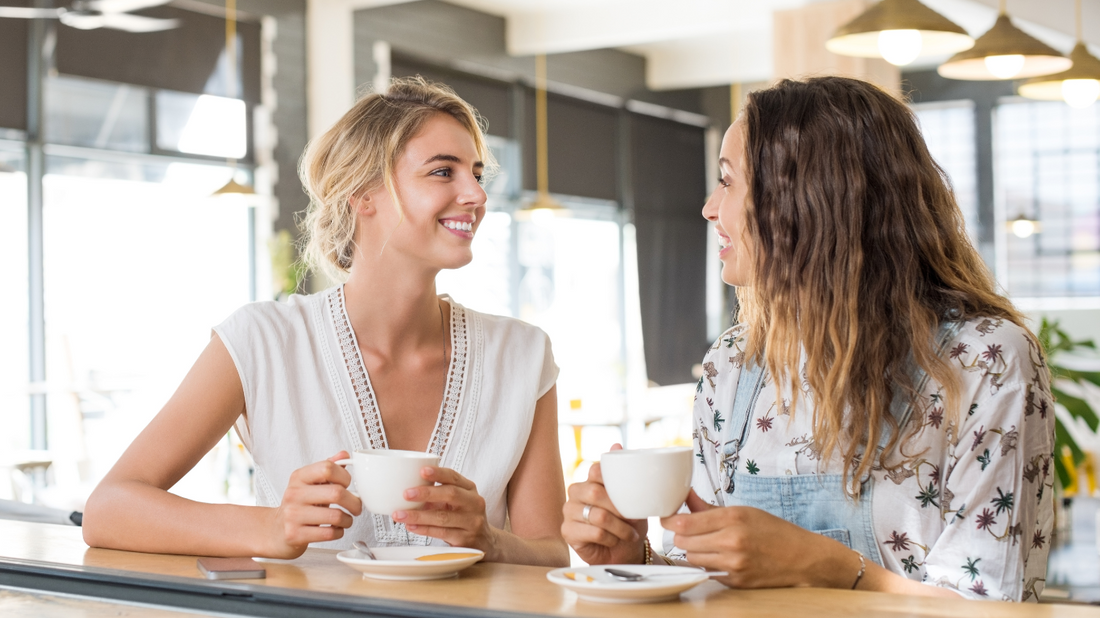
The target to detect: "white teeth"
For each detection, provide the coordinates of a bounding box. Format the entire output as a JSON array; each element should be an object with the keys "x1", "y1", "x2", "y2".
[{"x1": 443, "y1": 221, "x2": 473, "y2": 232}]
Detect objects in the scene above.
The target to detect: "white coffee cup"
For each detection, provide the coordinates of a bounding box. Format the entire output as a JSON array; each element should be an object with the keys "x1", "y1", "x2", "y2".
[
  {"x1": 336, "y1": 449, "x2": 440, "y2": 516},
  {"x1": 600, "y1": 447, "x2": 693, "y2": 519}
]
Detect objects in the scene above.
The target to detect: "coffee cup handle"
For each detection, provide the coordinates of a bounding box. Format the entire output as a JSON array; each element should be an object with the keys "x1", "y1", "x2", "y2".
[{"x1": 334, "y1": 460, "x2": 359, "y2": 497}]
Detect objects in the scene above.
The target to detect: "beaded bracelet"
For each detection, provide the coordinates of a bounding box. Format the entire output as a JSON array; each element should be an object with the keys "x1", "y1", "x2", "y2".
[
  {"x1": 643, "y1": 537, "x2": 677, "y2": 566},
  {"x1": 851, "y1": 550, "x2": 866, "y2": 590}
]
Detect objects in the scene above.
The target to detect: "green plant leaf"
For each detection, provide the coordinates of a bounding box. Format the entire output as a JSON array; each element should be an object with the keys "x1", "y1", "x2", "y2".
[
  {"x1": 1054, "y1": 420, "x2": 1085, "y2": 490},
  {"x1": 1058, "y1": 368, "x2": 1100, "y2": 390},
  {"x1": 1051, "y1": 386, "x2": 1100, "y2": 431}
]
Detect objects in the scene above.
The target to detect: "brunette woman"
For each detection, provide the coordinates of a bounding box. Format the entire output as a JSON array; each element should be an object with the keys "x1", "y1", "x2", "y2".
[{"x1": 563, "y1": 76, "x2": 1054, "y2": 601}]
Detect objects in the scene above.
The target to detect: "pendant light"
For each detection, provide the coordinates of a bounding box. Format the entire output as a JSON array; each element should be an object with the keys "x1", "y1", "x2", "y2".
[
  {"x1": 516, "y1": 54, "x2": 567, "y2": 222},
  {"x1": 211, "y1": 0, "x2": 254, "y2": 197},
  {"x1": 1007, "y1": 213, "x2": 1041, "y2": 238},
  {"x1": 937, "y1": 0, "x2": 1071, "y2": 80},
  {"x1": 1018, "y1": 0, "x2": 1100, "y2": 108},
  {"x1": 826, "y1": 0, "x2": 974, "y2": 67}
]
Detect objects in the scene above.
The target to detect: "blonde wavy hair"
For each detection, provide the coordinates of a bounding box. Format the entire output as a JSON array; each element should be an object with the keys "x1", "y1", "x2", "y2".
[
  {"x1": 736, "y1": 77, "x2": 1030, "y2": 495},
  {"x1": 298, "y1": 76, "x2": 494, "y2": 279}
]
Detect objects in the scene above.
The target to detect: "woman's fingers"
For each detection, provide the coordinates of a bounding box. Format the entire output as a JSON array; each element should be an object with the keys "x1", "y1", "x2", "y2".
[
  {"x1": 564, "y1": 500, "x2": 638, "y2": 542},
  {"x1": 398, "y1": 507, "x2": 484, "y2": 531},
  {"x1": 286, "y1": 520, "x2": 348, "y2": 545},
  {"x1": 684, "y1": 489, "x2": 714, "y2": 513},
  {"x1": 282, "y1": 503, "x2": 355, "y2": 530},
  {"x1": 420, "y1": 466, "x2": 476, "y2": 491},
  {"x1": 286, "y1": 482, "x2": 361, "y2": 516},
  {"x1": 291, "y1": 458, "x2": 353, "y2": 489},
  {"x1": 561, "y1": 519, "x2": 625, "y2": 549},
  {"x1": 399, "y1": 523, "x2": 454, "y2": 543},
  {"x1": 406, "y1": 483, "x2": 482, "y2": 510},
  {"x1": 664, "y1": 505, "x2": 739, "y2": 537},
  {"x1": 566, "y1": 480, "x2": 620, "y2": 515}
]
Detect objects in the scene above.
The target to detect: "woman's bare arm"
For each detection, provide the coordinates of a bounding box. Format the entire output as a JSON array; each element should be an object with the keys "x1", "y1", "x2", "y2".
[
  {"x1": 82, "y1": 334, "x2": 360, "y2": 558},
  {"x1": 493, "y1": 385, "x2": 570, "y2": 566}
]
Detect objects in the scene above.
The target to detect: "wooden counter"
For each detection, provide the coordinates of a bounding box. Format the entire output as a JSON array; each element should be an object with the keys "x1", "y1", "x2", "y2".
[{"x1": 0, "y1": 520, "x2": 1093, "y2": 617}]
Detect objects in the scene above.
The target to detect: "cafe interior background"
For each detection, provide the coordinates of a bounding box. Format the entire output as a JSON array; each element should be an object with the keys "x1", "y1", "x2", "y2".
[{"x1": 2, "y1": 0, "x2": 1100, "y2": 579}]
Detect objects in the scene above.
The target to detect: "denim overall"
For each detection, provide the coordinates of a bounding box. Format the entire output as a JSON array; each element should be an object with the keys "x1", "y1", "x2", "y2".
[{"x1": 715, "y1": 321, "x2": 963, "y2": 567}]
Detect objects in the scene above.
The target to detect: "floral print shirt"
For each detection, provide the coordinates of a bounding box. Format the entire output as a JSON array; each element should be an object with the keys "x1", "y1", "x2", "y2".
[{"x1": 685, "y1": 318, "x2": 1055, "y2": 602}]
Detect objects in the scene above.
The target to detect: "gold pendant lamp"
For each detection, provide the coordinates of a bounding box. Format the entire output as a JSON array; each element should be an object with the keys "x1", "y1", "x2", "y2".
[
  {"x1": 211, "y1": 0, "x2": 254, "y2": 196},
  {"x1": 517, "y1": 54, "x2": 567, "y2": 221},
  {"x1": 1018, "y1": 0, "x2": 1100, "y2": 108},
  {"x1": 826, "y1": 0, "x2": 974, "y2": 67},
  {"x1": 937, "y1": 0, "x2": 1071, "y2": 80}
]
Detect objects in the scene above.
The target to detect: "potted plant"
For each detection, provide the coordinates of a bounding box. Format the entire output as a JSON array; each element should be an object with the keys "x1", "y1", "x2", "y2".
[{"x1": 1039, "y1": 318, "x2": 1100, "y2": 491}]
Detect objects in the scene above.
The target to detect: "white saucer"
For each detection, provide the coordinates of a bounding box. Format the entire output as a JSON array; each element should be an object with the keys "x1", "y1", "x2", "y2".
[
  {"x1": 337, "y1": 546, "x2": 484, "y2": 581},
  {"x1": 547, "y1": 565, "x2": 710, "y2": 603}
]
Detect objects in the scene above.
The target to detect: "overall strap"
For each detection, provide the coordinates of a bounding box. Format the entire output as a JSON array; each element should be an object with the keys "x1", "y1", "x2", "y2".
[
  {"x1": 719, "y1": 358, "x2": 768, "y2": 495},
  {"x1": 876, "y1": 320, "x2": 965, "y2": 453}
]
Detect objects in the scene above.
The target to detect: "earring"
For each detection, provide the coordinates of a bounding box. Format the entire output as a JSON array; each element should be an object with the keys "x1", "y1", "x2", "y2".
[{"x1": 351, "y1": 194, "x2": 373, "y2": 216}]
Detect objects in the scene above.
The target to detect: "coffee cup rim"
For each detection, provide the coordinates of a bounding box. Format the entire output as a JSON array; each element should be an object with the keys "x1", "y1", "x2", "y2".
[
  {"x1": 353, "y1": 448, "x2": 440, "y2": 459},
  {"x1": 600, "y1": 446, "x2": 692, "y2": 459}
]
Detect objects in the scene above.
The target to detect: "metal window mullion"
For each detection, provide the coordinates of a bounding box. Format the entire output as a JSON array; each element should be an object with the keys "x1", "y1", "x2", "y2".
[{"x1": 27, "y1": 3, "x2": 51, "y2": 452}]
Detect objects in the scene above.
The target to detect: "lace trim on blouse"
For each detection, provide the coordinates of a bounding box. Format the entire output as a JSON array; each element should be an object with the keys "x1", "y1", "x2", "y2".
[{"x1": 326, "y1": 286, "x2": 469, "y2": 545}]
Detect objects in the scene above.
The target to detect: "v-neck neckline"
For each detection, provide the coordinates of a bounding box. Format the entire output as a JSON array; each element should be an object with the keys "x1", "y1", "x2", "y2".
[{"x1": 328, "y1": 285, "x2": 468, "y2": 458}]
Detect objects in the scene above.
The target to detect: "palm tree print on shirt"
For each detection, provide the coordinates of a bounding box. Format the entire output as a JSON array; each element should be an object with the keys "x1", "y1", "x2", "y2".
[
  {"x1": 977, "y1": 448, "x2": 992, "y2": 471},
  {"x1": 962, "y1": 557, "x2": 981, "y2": 581},
  {"x1": 886, "y1": 531, "x2": 911, "y2": 552},
  {"x1": 991, "y1": 487, "x2": 1014, "y2": 515},
  {"x1": 916, "y1": 481, "x2": 940, "y2": 508},
  {"x1": 975, "y1": 508, "x2": 997, "y2": 531},
  {"x1": 756, "y1": 413, "x2": 774, "y2": 432}
]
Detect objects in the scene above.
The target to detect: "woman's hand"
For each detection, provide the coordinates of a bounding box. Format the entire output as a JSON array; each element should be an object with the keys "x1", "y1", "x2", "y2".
[
  {"x1": 267, "y1": 451, "x2": 362, "y2": 559},
  {"x1": 661, "y1": 490, "x2": 859, "y2": 589},
  {"x1": 394, "y1": 466, "x2": 498, "y2": 557},
  {"x1": 561, "y1": 444, "x2": 647, "y2": 565}
]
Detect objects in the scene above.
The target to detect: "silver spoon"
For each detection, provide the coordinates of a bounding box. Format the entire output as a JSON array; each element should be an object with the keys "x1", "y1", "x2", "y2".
[
  {"x1": 603, "y1": 567, "x2": 728, "y2": 581},
  {"x1": 352, "y1": 540, "x2": 378, "y2": 560}
]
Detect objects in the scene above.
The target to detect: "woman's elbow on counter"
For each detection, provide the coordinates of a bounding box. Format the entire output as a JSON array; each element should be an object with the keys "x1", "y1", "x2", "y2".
[{"x1": 80, "y1": 482, "x2": 117, "y2": 548}]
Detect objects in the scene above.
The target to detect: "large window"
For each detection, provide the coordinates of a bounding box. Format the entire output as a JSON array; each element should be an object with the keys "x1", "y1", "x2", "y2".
[
  {"x1": 996, "y1": 99, "x2": 1100, "y2": 299},
  {"x1": 7, "y1": 71, "x2": 261, "y2": 509},
  {"x1": 41, "y1": 156, "x2": 252, "y2": 506},
  {"x1": 912, "y1": 101, "x2": 980, "y2": 243},
  {"x1": 0, "y1": 143, "x2": 29, "y2": 474}
]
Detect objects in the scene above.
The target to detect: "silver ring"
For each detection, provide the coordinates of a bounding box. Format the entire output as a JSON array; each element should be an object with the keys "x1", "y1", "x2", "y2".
[{"x1": 582, "y1": 504, "x2": 593, "y2": 525}]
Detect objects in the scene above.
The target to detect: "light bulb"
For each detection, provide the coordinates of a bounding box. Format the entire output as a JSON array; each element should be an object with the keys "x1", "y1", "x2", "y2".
[
  {"x1": 877, "y1": 30, "x2": 922, "y2": 66},
  {"x1": 1062, "y1": 79, "x2": 1100, "y2": 109},
  {"x1": 530, "y1": 208, "x2": 556, "y2": 224},
  {"x1": 1011, "y1": 218, "x2": 1036, "y2": 238},
  {"x1": 984, "y1": 55, "x2": 1025, "y2": 79}
]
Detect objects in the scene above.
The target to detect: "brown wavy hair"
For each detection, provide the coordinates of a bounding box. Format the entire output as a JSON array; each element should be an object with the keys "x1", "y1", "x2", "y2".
[{"x1": 735, "y1": 76, "x2": 1027, "y2": 494}]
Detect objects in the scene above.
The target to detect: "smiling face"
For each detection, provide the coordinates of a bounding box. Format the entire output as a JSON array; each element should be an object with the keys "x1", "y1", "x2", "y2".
[
  {"x1": 702, "y1": 120, "x2": 754, "y2": 287},
  {"x1": 355, "y1": 113, "x2": 488, "y2": 271}
]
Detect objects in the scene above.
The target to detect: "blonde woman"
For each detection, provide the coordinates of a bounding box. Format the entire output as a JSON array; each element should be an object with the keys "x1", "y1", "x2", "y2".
[
  {"x1": 83, "y1": 77, "x2": 568, "y2": 567},
  {"x1": 563, "y1": 77, "x2": 1055, "y2": 601}
]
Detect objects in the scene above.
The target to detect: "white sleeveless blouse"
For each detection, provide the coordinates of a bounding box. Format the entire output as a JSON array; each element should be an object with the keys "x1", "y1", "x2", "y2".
[{"x1": 213, "y1": 286, "x2": 557, "y2": 550}]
